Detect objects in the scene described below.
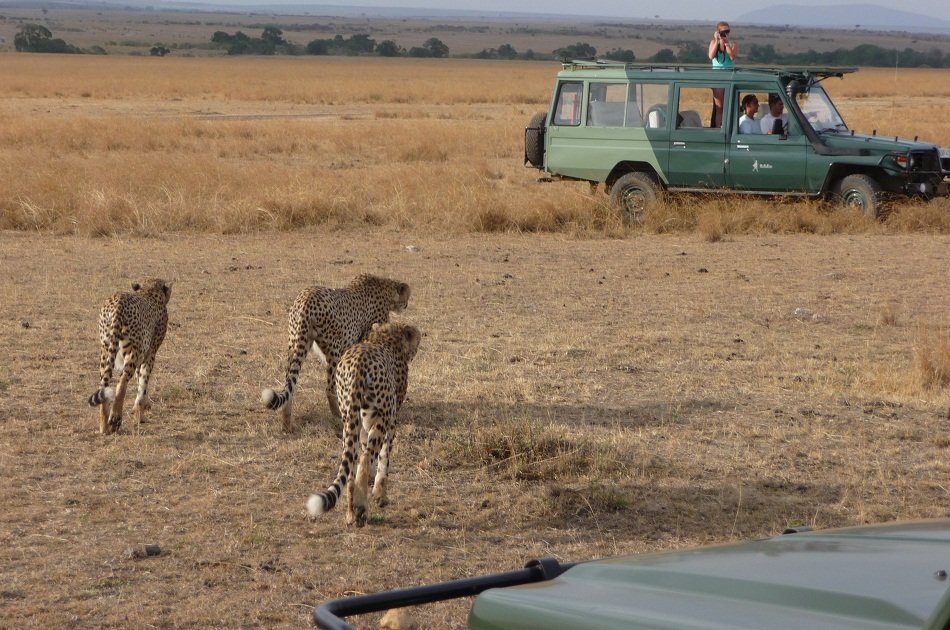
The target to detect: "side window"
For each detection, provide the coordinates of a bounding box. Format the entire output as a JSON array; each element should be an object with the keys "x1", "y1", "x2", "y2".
[
  {"x1": 587, "y1": 83, "x2": 628, "y2": 127},
  {"x1": 553, "y1": 81, "x2": 582, "y2": 126},
  {"x1": 675, "y1": 87, "x2": 722, "y2": 130},
  {"x1": 630, "y1": 82, "x2": 669, "y2": 129}
]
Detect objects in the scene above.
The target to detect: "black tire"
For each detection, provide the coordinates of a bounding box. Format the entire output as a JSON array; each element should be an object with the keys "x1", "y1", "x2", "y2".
[
  {"x1": 609, "y1": 172, "x2": 662, "y2": 225},
  {"x1": 524, "y1": 112, "x2": 546, "y2": 168},
  {"x1": 837, "y1": 174, "x2": 883, "y2": 219}
]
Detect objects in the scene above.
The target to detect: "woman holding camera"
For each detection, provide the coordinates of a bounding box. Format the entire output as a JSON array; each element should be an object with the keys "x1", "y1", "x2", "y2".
[{"x1": 708, "y1": 21, "x2": 738, "y2": 127}]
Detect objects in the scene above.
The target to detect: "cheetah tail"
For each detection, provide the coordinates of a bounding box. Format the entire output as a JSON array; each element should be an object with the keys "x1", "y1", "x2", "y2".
[
  {"x1": 87, "y1": 387, "x2": 115, "y2": 407},
  {"x1": 261, "y1": 387, "x2": 290, "y2": 411},
  {"x1": 306, "y1": 478, "x2": 345, "y2": 518}
]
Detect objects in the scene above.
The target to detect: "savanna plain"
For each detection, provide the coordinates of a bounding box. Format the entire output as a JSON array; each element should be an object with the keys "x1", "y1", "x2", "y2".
[{"x1": 1, "y1": 48, "x2": 950, "y2": 628}]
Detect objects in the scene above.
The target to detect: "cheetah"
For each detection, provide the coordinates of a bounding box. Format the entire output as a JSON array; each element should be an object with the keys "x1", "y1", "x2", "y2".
[
  {"x1": 87, "y1": 278, "x2": 171, "y2": 435},
  {"x1": 261, "y1": 274, "x2": 410, "y2": 431},
  {"x1": 306, "y1": 321, "x2": 421, "y2": 527}
]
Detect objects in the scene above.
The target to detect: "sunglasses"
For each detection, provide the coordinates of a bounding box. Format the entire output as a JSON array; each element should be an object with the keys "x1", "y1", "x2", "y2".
[{"x1": 720, "y1": 30, "x2": 730, "y2": 35}]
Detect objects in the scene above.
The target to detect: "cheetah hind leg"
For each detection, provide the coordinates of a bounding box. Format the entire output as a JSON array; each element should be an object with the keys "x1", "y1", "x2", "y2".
[
  {"x1": 99, "y1": 397, "x2": 112, "y2": 435},
  {"x1": 108, "y1": 357, "x2": 137, "y2": 434},
  {"x1": 351, "y1": 422, "x2": 386, "y2": 527},
  {"x1": 133, "y1": 359, "x2": 154, "y2": 425},
  {"x1": 372, "y1": 431, "x2": 394, "y2": 508},
  {"x1": 279, "y1": 399, "x2": 295, "y2": 433}
]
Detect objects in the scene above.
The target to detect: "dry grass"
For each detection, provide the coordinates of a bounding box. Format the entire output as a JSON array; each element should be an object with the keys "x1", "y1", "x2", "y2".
[
  {"x1": 1, "y1": 230, "x2": 948, "y2": 627},
  {"x1": 914, "y1": 325, "x2": 950, "y2": 389},
  {"x1": 0, "y1": 57, "x2": 948, "y2": 237}
]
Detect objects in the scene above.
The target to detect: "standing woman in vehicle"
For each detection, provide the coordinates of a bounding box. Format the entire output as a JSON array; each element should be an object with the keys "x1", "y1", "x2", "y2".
[{"x1": 708, "y1": 21, "x2": 738, "y2": 127}]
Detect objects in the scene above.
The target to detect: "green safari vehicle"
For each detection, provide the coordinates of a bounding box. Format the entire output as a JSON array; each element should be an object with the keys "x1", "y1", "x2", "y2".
[
  {"x1": 314, "y1": 518, "x2": 950, "y2": 629},
  {"x1": 523, "y1": 62, "x2": 949, "y2": 221}
]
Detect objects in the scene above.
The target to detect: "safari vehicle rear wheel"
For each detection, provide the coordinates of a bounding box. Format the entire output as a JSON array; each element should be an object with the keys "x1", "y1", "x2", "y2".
[
  {"x1": 836, "y1": 174, "x2": 883, "y2": 219},
  {"x1": 524, "y1": 112, "x2": 546, "y2": 168},
  {"x1": 609, "y1": 172, "x2": 662, "y2": 225}
]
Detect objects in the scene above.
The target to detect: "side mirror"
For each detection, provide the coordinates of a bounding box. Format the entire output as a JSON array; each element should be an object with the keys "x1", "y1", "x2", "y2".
[{"x1": 786, "y1": 79, "x2": 803, "y2": 98}]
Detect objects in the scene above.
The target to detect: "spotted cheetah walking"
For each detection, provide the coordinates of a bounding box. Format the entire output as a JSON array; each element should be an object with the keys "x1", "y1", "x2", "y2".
[
  {"x1": 306, "y1": 321, "x2": 421, "y2": 527},
  {"x1": 261, "y1": 274, "x2": 410, "y2": 431},
  {"x1": 88, "y1": 278, "x2": 171, "y2": 434}
]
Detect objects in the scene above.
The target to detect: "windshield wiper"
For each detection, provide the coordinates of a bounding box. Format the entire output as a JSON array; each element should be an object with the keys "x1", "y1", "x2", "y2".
[{"x1": 817, "y1": 122, "x2": 848, "y2": 135}]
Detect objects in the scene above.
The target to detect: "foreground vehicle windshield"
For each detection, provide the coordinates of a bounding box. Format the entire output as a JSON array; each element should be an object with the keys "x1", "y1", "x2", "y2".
[{"x1": 796, "y1": 82, "x2": 847, "y2": 133}]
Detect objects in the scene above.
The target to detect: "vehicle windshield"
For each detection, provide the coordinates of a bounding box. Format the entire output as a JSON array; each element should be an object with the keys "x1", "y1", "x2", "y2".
[{"x1": 795, "y1": 82, "x2": 848, "y2": 133}]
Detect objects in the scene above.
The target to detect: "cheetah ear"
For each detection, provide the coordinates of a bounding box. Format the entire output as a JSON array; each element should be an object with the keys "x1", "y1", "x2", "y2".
[
  {"x1": 398, "y1": 283, "x2": 410, "y2": 299},
  {"x1": 131, "y1": 282, "x2": 141, "y2": 291},
  {"x1": 162, "y1": 282, "x2": 172, "y2": 300}
]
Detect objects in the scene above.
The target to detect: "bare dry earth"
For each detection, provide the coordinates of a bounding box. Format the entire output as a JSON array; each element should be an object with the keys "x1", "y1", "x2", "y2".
[{"x1": 1, "y1": 230, "x2": 949, "y2": 628}]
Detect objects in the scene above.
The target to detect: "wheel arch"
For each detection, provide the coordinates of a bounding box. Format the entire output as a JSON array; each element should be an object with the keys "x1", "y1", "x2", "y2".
[
  {"x1": 605, "y1": 161, "x2": 667, "y2": 189},
  {"x1": 821, "y1": 164, "x2": 888, "y2": 196}
]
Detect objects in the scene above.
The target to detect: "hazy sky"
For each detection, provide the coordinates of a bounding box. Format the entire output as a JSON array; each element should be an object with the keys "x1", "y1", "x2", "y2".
[{"x1": 218, "y1": 0, "x2": 950, "y2": 24}]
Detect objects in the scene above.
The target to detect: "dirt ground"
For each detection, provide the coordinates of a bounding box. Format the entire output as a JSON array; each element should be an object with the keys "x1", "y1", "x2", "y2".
[{"x1": 1, "y1": 229, "x2": 948, "y2": 628}]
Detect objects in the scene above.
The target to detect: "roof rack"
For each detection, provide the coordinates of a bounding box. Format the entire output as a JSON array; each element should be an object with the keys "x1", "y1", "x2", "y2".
[{"x1": 560, "y1": 60, "x2": 857, "y2": 78}]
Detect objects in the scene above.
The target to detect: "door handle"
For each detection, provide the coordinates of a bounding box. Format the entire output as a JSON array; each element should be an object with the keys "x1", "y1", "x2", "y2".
[{"x1": 673, "y1": 141, "x2": 686, "y2": 147}]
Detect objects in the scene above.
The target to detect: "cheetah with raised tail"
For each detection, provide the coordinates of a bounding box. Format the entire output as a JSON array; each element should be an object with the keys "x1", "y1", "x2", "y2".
[
  {"x1": 306, "y1": 321, "x2": 421, "y2": 527},
  {"x1": 88, "y1": 278, "x2": 171, "y2": 434},
  {"x1": 261, "y1": 274, "x2": 410, "y2": 431}
]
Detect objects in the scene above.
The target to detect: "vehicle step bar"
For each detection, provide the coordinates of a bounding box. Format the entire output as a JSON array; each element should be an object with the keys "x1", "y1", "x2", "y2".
[{"x1": 313, "y1": 557, "x2": 576, "y2": 630}]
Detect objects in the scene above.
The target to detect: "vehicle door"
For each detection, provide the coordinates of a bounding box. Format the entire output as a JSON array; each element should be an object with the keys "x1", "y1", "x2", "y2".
[
  {"x1": 544, "y1": 80, "x2": 585, "y2": 177},
  {"x1": 727, "y1": 87, "x2": 808, "y2": 192},
  {"x1": 666, "y1": 83, "x2": 728, "y2": 188}
]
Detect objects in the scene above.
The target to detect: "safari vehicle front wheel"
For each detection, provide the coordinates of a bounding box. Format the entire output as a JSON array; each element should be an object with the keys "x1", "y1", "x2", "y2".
[
  {"x1": 836, "y1": 174, "x2": 883, "y2": 219},
  {"x1": 609, "y1": 172, "x2": 662, "y2": 225}
]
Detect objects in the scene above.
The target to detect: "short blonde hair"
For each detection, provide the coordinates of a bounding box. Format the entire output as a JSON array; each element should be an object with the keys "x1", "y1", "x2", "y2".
[{"x1": 717, "y1": 21, "x2": 730, "y2": 31}]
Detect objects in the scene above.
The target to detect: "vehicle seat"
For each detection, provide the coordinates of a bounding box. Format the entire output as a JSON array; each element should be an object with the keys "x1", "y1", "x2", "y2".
[
  {"x1": 625, "y1": 102, "x2": 643, "y2": 127},
  {"x1": 588, "y1": 101, "x2": 626, "y2": 127},
  {"x1": 678, "y1": 110, "x2": 702, "y2": 128}
]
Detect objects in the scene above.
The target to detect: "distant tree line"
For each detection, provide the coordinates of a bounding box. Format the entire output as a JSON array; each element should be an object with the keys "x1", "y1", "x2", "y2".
[
  {"x1": 210, "y1": 27, "x2": 450, "y2": 58},
  {"x1": 648, "y1": 41, "x2": 948, "y2": 68},
  {"x1": 12, "y1": 21, "x2": 946, "y2": 68}
]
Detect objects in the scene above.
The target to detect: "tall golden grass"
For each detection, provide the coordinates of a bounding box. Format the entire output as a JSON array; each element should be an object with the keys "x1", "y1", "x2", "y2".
[{"x1": 0, "y1": 56, "x2": 947, "y2": 236}]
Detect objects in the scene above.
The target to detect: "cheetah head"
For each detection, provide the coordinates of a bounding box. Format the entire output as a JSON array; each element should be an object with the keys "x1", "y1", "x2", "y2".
[
  {"x1": 392, "y1": 282, "x2": 411, "y2": 312},
  {"x1": 370, "y1": 322, "x2": 421, "y2": 361},
  {"x1": 132, "y1": 278, "x2": 172, "y2": 304},
  {"x1": 352, "y1": 275, "x2": 410, "y2": 313}
]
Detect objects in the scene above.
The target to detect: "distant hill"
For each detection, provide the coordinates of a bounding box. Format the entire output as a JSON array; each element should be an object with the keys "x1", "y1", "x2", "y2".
[{"x1": 737, "y1": 4, "x2": 950, "y2": 33}]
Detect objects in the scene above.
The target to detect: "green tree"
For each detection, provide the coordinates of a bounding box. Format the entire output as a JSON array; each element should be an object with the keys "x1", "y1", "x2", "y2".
[
  {"x1": 676, "y1": 42, "x2": 707, "y2": 63},
  {"x1": 650, "y1": 48, "x2": 676, "y2": 63},
  {"x1": 604, "y1": 48, "x2": 635, "y2": 63},
  {"x1": 306, "y1": 39, "x2": 329, "y2": 55},
  {"x1": 349, "y1": 34, "x2": 376, "y2": 54},
  {"x1": 14, "y1": 23, "x2": 52, "y2": 51},
  {"x1": 376, "y1": 40, "x2": 401, "y2": 57},
  {"x1": 553, "y1": 42, "x2": 596, "y2": 62},
  {"x1": 14, "y1": 23, "x2": 79, "y2": 53},
  {"x1": 424, "y1": 37, "x2": 449, "y2": 58},
  {"x1": 408, "y1": 46, "x2": 432, "y2": 58},
  {"x1": 260, "y1": 26, "x2": 286, "y2": 47},
  {"x1": 497, "y1": 43, "x2": 517, "y2": 59}
]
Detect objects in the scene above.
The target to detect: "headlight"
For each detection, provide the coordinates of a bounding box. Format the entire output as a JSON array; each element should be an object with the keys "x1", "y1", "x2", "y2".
[{"x1": 894, "y1": 153, "x2": 917, "y2": 170}]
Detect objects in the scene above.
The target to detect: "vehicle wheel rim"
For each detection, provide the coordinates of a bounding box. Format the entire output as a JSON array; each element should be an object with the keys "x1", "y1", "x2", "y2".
[
  {"x1": 620, "y1": 188, "x2": 647, "y2": 223},
  {"x1": 842, "y1": 188, "x2": 868, "y2": 209}
]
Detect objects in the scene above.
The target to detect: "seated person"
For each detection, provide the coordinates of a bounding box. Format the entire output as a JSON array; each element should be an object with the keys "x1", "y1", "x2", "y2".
[
  {"x1": 738, "y1": 94, "x2": 761, "y2": 134},
  {"x1": 760, "y1": 93, "x2": 789, "y2": 134}
]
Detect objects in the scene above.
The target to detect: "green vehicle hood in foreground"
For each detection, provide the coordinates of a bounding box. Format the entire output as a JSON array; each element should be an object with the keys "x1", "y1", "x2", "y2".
[{"x1": 469, "y1": 519, "x2": 950, "y2": 630}]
